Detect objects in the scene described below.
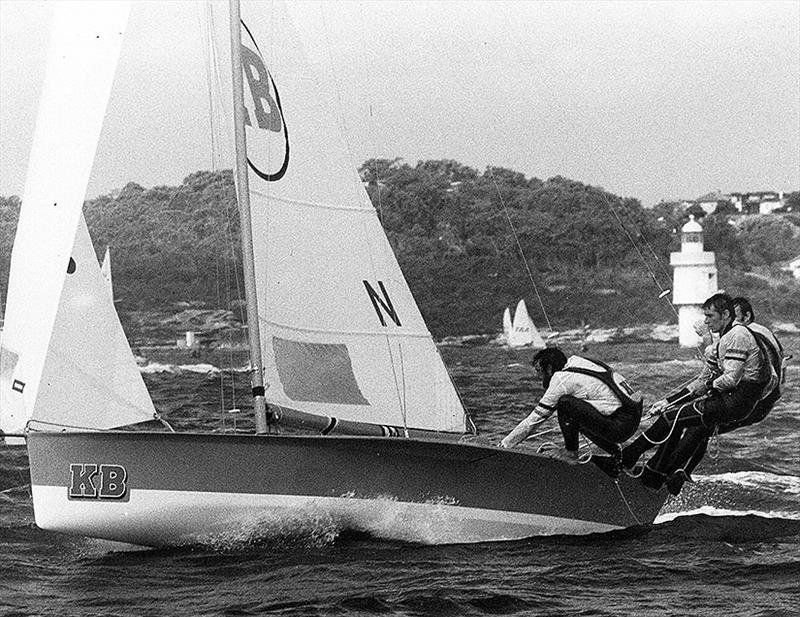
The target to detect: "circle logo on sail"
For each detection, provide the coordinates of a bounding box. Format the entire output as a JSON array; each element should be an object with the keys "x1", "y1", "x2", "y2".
[{"x1": 240, "y1": 22, "x2": 289, "y2": 182}]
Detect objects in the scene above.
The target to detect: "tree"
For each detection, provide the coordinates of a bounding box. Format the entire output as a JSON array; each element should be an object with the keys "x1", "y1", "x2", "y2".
[
  {"x1": 714, "y1": 200, "x2": 738, "y2": 216},
  {"x1": 783, "y1": 191, "x2": 800, "y2": 212},
  {"x1": 736, "y1": 215, "x2": 800, "y2": 265},
  {"x1": 702, "y1": 214, "x2": 746, "y2": 268},
  {"x1": 685, "y1": 203, "x2": 706, "y2": 220}
]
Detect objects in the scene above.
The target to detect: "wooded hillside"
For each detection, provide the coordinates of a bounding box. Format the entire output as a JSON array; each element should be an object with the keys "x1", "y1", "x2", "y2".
[{"x1": 1, "y1": 161, "x2": 798, "y2": 337}]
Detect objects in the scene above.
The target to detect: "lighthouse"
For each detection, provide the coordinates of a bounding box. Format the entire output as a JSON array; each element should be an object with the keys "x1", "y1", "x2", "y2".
[{"x1": 670, "y1": 215, "x2": 718, "y2": 347}]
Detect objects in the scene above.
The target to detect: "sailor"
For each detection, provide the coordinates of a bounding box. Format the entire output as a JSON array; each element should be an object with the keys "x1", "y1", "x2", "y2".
[
  {"x1": 621, "y1": 293, "x2": 771, "y2": 492},
  {"x1": 655, "y1": 296, "x2": 786, "y2": 494},
  {"x1": 499, "y1": 347, "x2": 643, "y2": 468},
  {"x1": 723, "y1": 296, "x2": 785, "y2": 430}
]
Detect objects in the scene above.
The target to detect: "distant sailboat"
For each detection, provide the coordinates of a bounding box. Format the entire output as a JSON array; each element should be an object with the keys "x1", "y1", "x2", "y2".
[
  {"x1": 506, "y1": 299, "x2": 545, "y2": 348},
  {"x1": 100, "y1": 246, "x2": 113, "y2": 300},
  {"x1": 502, "y1": 306, "x2": 512, "y2": 342},
  {"x1": 1, "y1": 0, "x2": 666, "y2": 547}
]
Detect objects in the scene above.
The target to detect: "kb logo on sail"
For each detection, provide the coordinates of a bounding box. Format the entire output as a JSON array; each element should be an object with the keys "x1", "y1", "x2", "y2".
[
  {"x1": 68, "y1": 464, "x2": 129, "y2": 501},
  {"x1": 240, "y1": 21, "x2": 289, "y2": 182}
]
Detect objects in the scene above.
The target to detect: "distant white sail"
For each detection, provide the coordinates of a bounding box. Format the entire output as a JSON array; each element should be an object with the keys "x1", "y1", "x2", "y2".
[
  {"x1": 508, "y1": 300, "x2": 545, "y2": 348},
  {"x1": 0, "y1": 2, "x2": 132, "y2": 436},
  {"x1": 100, "y1": 246, "x2": 113, "y2": 300},
  {"x1": 236, "y1": 2, "x2": 466, "y2": 433},
  {"x1": 502, "y1": 307, "x2": 512, "y2": 342}
]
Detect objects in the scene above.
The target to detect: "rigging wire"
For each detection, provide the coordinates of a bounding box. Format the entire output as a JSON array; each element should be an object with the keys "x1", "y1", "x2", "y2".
[
  {"x1": 323, "y1": 2, "x2": 412, "y2": 431},
  {"x1": 355, "y1": 0, "x2": 385, "y2": 223},
  {"x1": 198, "y1": 1, "x2": 246, "y2": 428},
  {"x1": 318, "y1": 2, "x2": 473, "y2": 435},
  {"x1": 487, "y1": 166, "x2": 553, "y2": 332},
  {"x1": 490, "y1": 10, "x2": 686, "y2": 335}
]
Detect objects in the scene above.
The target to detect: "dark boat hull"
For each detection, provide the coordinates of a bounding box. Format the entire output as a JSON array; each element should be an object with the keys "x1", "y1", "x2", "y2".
[{"x1": 27, "y1": 431, "x2": 666, "y2": 546}]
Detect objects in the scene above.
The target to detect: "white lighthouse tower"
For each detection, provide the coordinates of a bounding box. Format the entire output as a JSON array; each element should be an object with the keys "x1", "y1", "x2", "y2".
[{"x1": 670, "y1": 215, "x2": 718, "y2": 347}]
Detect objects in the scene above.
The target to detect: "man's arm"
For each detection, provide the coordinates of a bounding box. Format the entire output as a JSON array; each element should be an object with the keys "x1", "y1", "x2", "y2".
[
  {"x1": 651, "y1": 351, "x2": 716, "y2": 412},
  {"x1": 499, "y1": 375, "x2": 565, "y2": 448},
  {"x1": 713, "y1": 330, "x2": 750, "y2": 391}
]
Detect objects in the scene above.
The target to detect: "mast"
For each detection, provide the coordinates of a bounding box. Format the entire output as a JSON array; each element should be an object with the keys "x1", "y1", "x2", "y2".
[{"x1": 229, "y1": 0, "x2": 269, "y2": 434}]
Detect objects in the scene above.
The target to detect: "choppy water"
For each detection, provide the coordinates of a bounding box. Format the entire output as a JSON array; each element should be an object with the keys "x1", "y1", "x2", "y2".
[{"x1": 2, "y1": 341, "x2": 798, "y2": 617}]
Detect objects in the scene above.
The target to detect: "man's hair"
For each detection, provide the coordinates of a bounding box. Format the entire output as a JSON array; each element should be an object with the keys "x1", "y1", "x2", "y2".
[
  {"x1": 732, "y1": 296, "x2": 755, "y2": 322},
  {"x1": 703, "y1": 293, "x2": 734, "y2": 317},
  {"x1": 532, "y1": 347, "x2": 567, "y2": 373}
]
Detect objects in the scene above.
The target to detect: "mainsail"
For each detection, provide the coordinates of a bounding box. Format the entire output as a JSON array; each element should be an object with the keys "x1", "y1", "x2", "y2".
[
  {"x1": 0, "y1": 2, "x2": 154, "y2": 437},
  {"x1": 235, "y1": 3, "x2": 467, "y2": 433}
]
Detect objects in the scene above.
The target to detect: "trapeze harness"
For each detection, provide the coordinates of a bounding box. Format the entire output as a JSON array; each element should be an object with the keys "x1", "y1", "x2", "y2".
[
  {"x1": 563, "y1": 358, "x2": 642, "y2": 411},
  {"x1": 561, "y1": 357, "x2": 643, "y2": 439}
]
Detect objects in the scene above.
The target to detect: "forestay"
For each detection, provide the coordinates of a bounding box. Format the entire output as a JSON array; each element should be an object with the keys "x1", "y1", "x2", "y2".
[
  {"x1": 0, "y1": 2, "x2": 155, "y2": 436},
  {"x1": 234, "y1": 2, "x2": 467, "y2": 433}
]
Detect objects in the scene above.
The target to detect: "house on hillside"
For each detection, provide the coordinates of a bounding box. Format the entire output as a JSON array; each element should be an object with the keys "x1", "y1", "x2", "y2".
[
  {"x1": 780, "y1": 253, "x2": 800, "y2": 280},
  {"x1": 729, "y1": 191, "x2": 785, "y2": 215}
]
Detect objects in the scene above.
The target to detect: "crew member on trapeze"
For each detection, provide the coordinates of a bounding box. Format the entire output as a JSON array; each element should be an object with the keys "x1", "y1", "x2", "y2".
[
  {"x1": 620, "y1": 293, "x2": 777, "y2": 494},
  {"x1": 641, "y1": 296, "x2": 785, "y2": 495},
  {"x1": 499, "y1": 348, "x2": 643, "y2": 467}
]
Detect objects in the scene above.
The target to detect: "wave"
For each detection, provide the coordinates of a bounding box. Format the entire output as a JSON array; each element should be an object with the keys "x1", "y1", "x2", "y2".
[
  {"x1": 651, "y1": 511, "x2": 800, "y2": 542},
  {"x1": 656, "y1": 505, "x2": 800, "y2": 523},
  {"x1": 699, "y1": 470, "x2": 800, "y2": 494}
]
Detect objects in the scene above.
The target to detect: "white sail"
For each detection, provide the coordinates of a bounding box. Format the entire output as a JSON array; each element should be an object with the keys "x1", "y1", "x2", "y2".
[
  {"x1": 0, "y1": 2, "x2": 138, "y2": 436},
  {"x1": 502, "y1": 307, "x2": 512, "y2": 342},
  {"x1": 508, "y1": 300, "x2": 545, "y2": 348},
  {"x1": 100, "y1": 246, "x2": 114, "y2": 300},
  {"x1": 235, "y1": 2, "x2": 466, "y2": 433},
  {"x1": 31, "y1": 216, "x2": 157, "y2": 431}
]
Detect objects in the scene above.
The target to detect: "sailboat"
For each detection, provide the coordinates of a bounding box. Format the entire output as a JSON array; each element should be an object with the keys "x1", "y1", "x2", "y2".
[
  {"x1": 502, "y1": 307, "x2": 513, "y2": 343},
  {"x1": 506, "y1": 299, "x2": 546, "y2": 348},
  {"x1": 100, "y1": 246, "x2": 113, "y2": 300},
  {"x1": 0, "y1": 1, "x2": 666, "y2": 546}
]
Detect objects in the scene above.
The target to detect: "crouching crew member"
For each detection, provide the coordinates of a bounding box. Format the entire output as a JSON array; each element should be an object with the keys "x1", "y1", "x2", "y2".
[{"x1": 500, "y1": 348, "x2": 643, "y2": 469}]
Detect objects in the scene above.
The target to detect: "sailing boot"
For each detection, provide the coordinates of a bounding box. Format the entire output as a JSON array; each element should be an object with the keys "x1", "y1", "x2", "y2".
[
  {"x1": 639, "y1": 463, "x2": 667, "y2": 490},
  {"x1": 591, "y1": 445, "x2": 622, "y2": 479},
  {"x1": 591, "y1": 454, "x2": 621, "y2": 479}
]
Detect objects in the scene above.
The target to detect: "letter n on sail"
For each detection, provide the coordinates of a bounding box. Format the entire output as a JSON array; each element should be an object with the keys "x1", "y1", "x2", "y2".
[{"x1": 363, "y1": 281, "x2": 401, "y2": 327}]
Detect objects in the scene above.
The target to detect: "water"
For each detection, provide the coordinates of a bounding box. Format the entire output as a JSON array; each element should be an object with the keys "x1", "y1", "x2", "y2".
[{"x1": 2, "y1": 341, "x2": 798, "y2": 616}]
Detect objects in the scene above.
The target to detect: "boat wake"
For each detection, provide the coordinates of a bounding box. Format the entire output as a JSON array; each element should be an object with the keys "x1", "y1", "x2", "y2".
[
  {"x1": 139, "y1": 362, "x2": 225, "y2": 375},
  {"x1": 185, "y1": 493, "x2": 483, "y2": 550}
]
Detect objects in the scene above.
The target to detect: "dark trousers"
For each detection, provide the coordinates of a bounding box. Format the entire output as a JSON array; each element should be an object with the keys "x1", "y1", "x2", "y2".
[
  {"x1": 625, "y1": 381, "x2": 764, "y2": 476},
  {"x1": 662, "y1": 385, "x2": 781, "y2": 477},
  {"x1": 556, "y1": 395, "x2": 641, "y2": 455}
]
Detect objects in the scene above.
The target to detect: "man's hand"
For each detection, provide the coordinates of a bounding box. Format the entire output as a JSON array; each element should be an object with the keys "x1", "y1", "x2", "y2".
[{"x1": 649, "y1": 399, "x2": 669, "y2": 415}]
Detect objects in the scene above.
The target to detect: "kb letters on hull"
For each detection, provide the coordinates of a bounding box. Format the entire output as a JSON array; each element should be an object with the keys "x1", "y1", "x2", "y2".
[{"x1": 68, "y1": 464, "x2": 128, "y2": 501}]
